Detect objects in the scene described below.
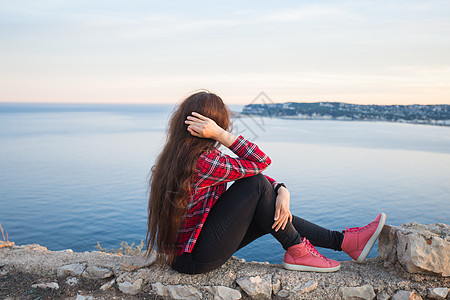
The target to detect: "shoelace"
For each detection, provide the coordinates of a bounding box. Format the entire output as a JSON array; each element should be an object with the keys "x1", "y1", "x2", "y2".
[
  {"x1": 303, "y1": 238, "x2": 328, "y2": 261},
  {"x1": 345, "y1": 220, "x2": 375, "y2": 233}
]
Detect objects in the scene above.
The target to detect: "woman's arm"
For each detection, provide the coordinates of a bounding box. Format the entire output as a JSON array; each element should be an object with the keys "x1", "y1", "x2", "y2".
[
  {"x1": 187, "y1": 112, "x2": 292, "y2": 229},
  {"x1": 272, "y1": 186, "x2": 293, "y2": 232},
  {"x1": 186, "y1": 112, "x2": 271, "y2": 188},
  {"x1": 185, "y1": 112, "x2": 237, "y2": 147}
]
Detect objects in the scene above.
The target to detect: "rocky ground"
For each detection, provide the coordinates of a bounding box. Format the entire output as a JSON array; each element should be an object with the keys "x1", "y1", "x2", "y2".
[
  {"x1": 0, "y1": 243, "x2": 448, "y2": 299},
  {"x1": 0, "y1": 222, "x2": 449, "y2": 299}
]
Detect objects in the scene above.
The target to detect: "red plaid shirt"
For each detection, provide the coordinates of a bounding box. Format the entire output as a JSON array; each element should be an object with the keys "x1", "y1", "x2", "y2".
[{"x1": 174, "y1": 135, "x2": 278, "y2": 255}]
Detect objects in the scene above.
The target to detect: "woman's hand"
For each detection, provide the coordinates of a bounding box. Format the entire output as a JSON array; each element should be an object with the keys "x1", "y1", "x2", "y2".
[
  {"x1": 272, "y1": 187, "x2": 293, "y2": 232},
  {"x1": 185, "y1": 112, "x2": 237, "y2": 147}
]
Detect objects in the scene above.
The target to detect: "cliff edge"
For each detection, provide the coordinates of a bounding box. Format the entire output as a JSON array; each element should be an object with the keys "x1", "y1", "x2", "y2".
[{"x1": 0, "y1": 222, "x2": 448, "y2": 299}]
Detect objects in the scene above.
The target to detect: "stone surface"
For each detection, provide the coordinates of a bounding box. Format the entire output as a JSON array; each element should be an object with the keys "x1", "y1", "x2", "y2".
[
  {"x1": 391, "y1": 290, "x2": 423, "y2": 300},
  {"x1": 378, "y1": 223, "x2": 450, "y2": 277},
  {"x1": 75, "y1": 295, "x2": 93, "y2": 300},
  {"x1": 205, "y1": 285, "x2": 242, "y2": 300},
  {"x1": 1, "y1": 234, "x2": 450, "y2": 300},
  {"x1": 427, "y1": 287, "x2": 449, "y2": 299},
  {"x1": 152, "y1": 282, "x2": 202, "y2": 300},
  {"x1": 272, "y1": 277, "x2": 281, "y2": 294},
  {"x1": 66, "y1": 277, "x2": 78, "y2": 286},
  {"x1": 100, "y1": 278, "x2": 116, "y2": 291},
  {"x1": 0, "y1": 270, "x2": 7, "y2": 276},
  {"x1": 117, "y1": 278, "x2": 143, "y2": 295},
  {"x1": 81, "y1": 265, "x2": 113, "y2": 279},
  {"x1": 121, "y1": 251, "x2": 157, "y2": 272},
  {"x1": 31, "y1": 282, "x2": 59, "y2": 289},
  {"x1": 376, "y1": 291, "x2": 390, "y2": 300},
  {"x1": 293, "y1": 279, "x2": 318, "y2": 294},
  {"x1": 339, "y1": 284, "x2": 376, "y2": 300},
  {"x1": 276, "y1": 289, "x2": 290, "y2": 298},
  {"x1": 236, "y1": 274, "x2": 272, "y2": 299},
  {"x1": 56, "y1": 263, "x2": 86, "y2": 277}
]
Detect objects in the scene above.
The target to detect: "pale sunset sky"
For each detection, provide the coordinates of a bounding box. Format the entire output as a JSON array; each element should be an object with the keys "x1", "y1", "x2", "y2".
[{"x1": 1, "y1": 0, "x2": 449, "y2": 105}]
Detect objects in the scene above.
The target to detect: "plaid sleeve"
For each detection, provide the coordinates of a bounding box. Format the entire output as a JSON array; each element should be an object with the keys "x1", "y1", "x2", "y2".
[
  {"x1": 196, "y1": 135, "x2": 271, "y2": 188},
  {"x1": 264, "y1": 174, "x2": 278, "y2": 188}
]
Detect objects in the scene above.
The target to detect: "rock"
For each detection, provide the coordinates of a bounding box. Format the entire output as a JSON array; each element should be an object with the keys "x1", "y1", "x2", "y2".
[
  {"x1": 152, "y1": 282, "x2": 202, "y2": 300},
  {"x1": 339, "y1": 284, "x2": 376, "y2": 300},
  {"x1": 225, "y1": 270, "x2": 236, "y2": 281},
  {"x1": 0, "y1": 270, "x2": 7, "y2": 276},
  {"x1": 276, "y1": 289, "x2": 290, "y2": 298},
  {"x1": 272, "y1": 277, "x2": 281, "y2": 294},
  {"x1": 81, "y1": 265, "x2": 113, "y2": 279},
  {"x1": 117, "y1": 278, "x2": 143, "y2": 295},
  {"x1": 76, "y1": 295, "x2": 93, "y2": 300},
  {"x1": 293, "y1": 280, "x2": 318, "y2": 294},
  {"x1": 205, "y1": 285, "x2": 242, "y2": 300},
  {"x1": 31, "y1": 282, "x2": 59, "y2": 289},
  {"x1": 57, "y1": 263, "x2": 86, "y2": 277},
  {"x1": 66, "y1": 277, "x2": 78, "y2": 286},
  {"x1": 236, "y1": 274, "x2": 272, "y2": 299},
  {"x1": 427, "y1": 287, "x2": 449, "y2": 299},
  {"x1": 377, "y1": 291, "x2": 390, "y2": 300},
  {"x1": 391, "y1": 290, "x2": 423, "y2": 300},
  {"x1": 100, "y1": 279, "x2": 116, "y2": 291},
  {"x1": 378, "y1": 223, "x2": 450, "y2": 277},
  {"x1": 55, "y1": 249, "x2": 73, "y2": 253},
  {"x1": 121, "y1": 251, "x2": 157, "y2": 272}
]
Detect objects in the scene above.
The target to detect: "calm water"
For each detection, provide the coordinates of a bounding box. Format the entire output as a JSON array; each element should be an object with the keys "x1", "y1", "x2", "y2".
[{"x1": 0, "y1": 103, "x2": 449, "y2": 264}]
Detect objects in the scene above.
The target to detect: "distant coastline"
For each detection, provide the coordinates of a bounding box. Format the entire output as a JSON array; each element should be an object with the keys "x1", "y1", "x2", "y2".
[{"x1": 237, "y1": 102, "x2": 450, "y2": 127}]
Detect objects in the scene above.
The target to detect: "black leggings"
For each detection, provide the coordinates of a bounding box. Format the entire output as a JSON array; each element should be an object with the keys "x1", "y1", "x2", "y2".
[{"x1": 171, "y1": 174, "x2": 344, "y2": 274}]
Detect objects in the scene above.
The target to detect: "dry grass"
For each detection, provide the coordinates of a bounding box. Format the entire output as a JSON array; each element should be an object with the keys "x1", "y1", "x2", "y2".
[
  {"x1": 0, "y1": 223, "x2": 15, "y2": 248},
  {"x1": 96, "y1": 239, "x2": 144, "y2": 256}
]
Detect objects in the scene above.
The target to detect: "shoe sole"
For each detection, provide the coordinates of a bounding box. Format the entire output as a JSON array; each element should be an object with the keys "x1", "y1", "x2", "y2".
[
  {"x1": 355, "y1": 212, "x2": 386, "y2": 263},
  {"x1": 281, "y1": 262, "x2": 341, "y2": 273}
]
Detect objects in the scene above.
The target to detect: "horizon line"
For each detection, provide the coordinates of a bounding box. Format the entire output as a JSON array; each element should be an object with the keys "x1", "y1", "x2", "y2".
[{"x1": 1, "y1": 101, "x2": 449, "y2": 107}]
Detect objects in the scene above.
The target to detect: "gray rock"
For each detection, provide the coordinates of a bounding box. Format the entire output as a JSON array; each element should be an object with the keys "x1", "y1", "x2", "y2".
[
  {"x1": 75, "y1": 295, "x2": 93, "y2": 300},
  {"x1": 339, "y1": 284, "x2": 376, "y2": 300},
  {"x1": 236, "y1": 274, "x2": 272, "y2": 299},
  {"x1": 205, "y1": 285, "x2": 242, "y2": 300},
  {"x1": 117, "y1": 278, "x2": 143, "y2": 295},
  {"x1": 31, "y1": 282, "x2": 59, "y2": 289},
  {"x1": 0, "y1": 270, "x2": 7, "y2": 276},
  {"x1": 391, "y1": 290, "x2": 423, "y2": 300},
  {"x1": 152, "y1": 282, "x2": 202, "y2": 300},
  {"x1": 377, "y1": 291, "x2": 390, "y2": 300},
  {"x1": 57, "y1": 263, "x2": 86, "y2": 277},
  {"x1": 100, "y1": 278, "x2": 116, "y2": 291},
  {"x1": 55, "y1": 249, "x2": 73, "y2": 253},
  {"x1": 272, "y1": 277, "x2": 281, "y2": 294},
  {"x1": 293, "y1": 280, "x2": 318, "y2": 294},
  {"x1": 427, "y1": 287, "x2": 449, "y2": 299},
  {"x1": 65, "y1": 277, "x2": 78, "y2": 286},
  {"x1": 81, "y1": 265, "x2": 113, "y2": 279},
  {"x1": 378, "y1": 223, "x2": 450, "y2": 277},
  {"x1": 276, "y1": 289, "x2": 290, "y2": 298}
]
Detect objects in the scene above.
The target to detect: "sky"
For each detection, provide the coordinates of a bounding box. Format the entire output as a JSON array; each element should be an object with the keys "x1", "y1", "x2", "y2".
[{"x1": 1, "y1": 0, "x2": 450, "y2": 105}]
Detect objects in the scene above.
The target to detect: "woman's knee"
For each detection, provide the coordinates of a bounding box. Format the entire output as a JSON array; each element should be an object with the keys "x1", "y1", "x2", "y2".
[{"x1": 236, "y1": 173, "x2": 270, "y2": 189}]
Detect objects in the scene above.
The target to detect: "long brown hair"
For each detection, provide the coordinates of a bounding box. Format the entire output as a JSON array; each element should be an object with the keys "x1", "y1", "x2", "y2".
[{"x1": 146, "y1": 91, "x2": 230, "y2": 264}]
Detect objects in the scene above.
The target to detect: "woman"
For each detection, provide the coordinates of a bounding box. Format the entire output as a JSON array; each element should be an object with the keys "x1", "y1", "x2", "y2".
[{"x1": 146, "y1": 91, "x2": 386, "y2": 275}]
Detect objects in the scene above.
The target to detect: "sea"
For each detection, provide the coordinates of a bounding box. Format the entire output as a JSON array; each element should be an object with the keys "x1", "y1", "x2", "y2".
[{"x1": 0, "y1": 103, "x2": 449, "y2": 264}]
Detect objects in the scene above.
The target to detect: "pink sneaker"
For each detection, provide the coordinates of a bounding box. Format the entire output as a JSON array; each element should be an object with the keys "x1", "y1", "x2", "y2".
[
  {"x1": 282, "y1": 238, "x2": 340, "y2": 272},
  {"x1": 341, "y1": 213, "x2": 386, "y2": 263}
]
